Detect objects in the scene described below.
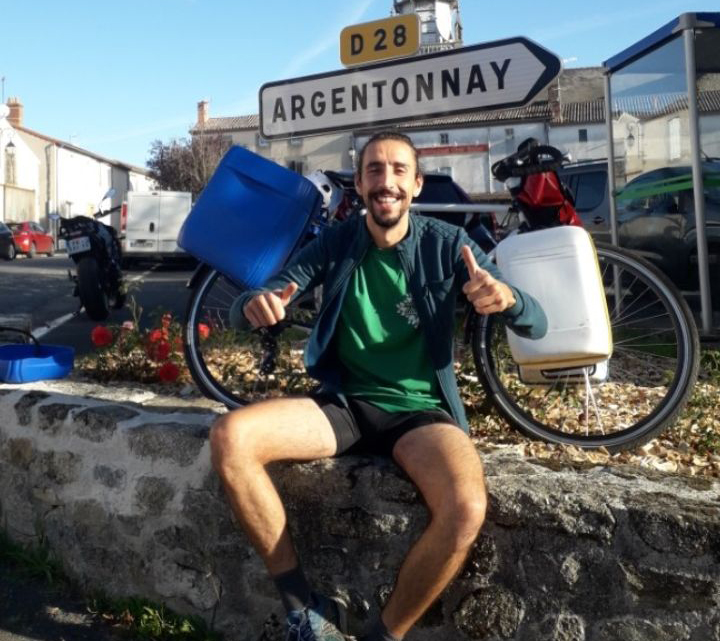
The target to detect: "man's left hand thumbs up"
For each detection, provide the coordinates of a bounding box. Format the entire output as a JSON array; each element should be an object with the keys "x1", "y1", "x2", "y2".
[{"x1": 461, "y1": 245, "x2": 516, "y2": 315}]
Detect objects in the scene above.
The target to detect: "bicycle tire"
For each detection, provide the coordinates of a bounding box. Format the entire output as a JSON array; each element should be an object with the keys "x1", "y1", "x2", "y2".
[
  {"x1": 183, "y1": 267, "x2": 316, "y2": 408},
  {"x1": 472, "y1": 243, "x2": 700, "y2": 452}
]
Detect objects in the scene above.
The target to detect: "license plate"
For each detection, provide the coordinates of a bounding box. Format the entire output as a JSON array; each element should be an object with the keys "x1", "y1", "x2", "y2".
[{"x1": 67, "y1": 236, "x2": 91, "y2": 255}]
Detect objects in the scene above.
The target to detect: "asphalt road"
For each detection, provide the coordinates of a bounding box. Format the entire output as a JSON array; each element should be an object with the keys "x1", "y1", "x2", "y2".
[{"x1": 0, "y1": 253, "x2": 195, "y2": 356}]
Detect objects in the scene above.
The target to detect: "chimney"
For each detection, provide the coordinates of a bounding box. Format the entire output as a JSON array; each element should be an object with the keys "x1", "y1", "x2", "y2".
[
  {"x1": 548, "y1": 80, "x2": 562, "y2": 123},
  {"x1": 197, "y1": 100, "x2": 209, "y2": 127},
  {"x1": 7, "y1": 97, "x2": 23, "y2": 127}
]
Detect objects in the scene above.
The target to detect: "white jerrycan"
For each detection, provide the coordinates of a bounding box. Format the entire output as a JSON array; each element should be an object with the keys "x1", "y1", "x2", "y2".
[{"x1": 495, "y1": 226, "x2": 612, "y2": 382}]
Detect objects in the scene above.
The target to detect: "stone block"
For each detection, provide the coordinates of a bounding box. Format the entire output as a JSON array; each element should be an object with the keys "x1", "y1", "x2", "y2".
[
  {"x1": 621, "y1": 563, "x2": 719, "y2": 611},
  {"x1": 460, "y1": 532, "x2": 498, "y2": 580},
  {"x1": 14, "y1": 391, "x2": 50, "y2": 426},
  {"x1": 628, "y1": 500, "x2": 719, "y2": 557},
  {"x1": 453, "y1": 586, "x2": 525, "y2": 639},
  {"x1": 593, "y1": 618, "x2": 691, "y2": 641},
  {"x1": 93, "y1": 464, "x2": 127, "y2": 490},
  {"x1": 488, "y1": 481, "x2": 616, "y2": 543},
  {"x1": 127, "y1": 422, "x2": 208, "y2": 467},
  {"x1": 539, "y1": 613, "x2": 586, "y2": 641},
  {"x1": 38, "y1": 403, "x2": 80, "y2": 435},
  {"x1": 38, "y1": 450, "x2": 81, "y2": 485},
  {"x1": 6, "y1": 438, "x2": 35, "y2": 469},
  {"x1": 74, "y1": 405, "x2": 138, "y2": 442},
  {"x1": 135, "y1": 476, "x2": 175, "y2": 515}
]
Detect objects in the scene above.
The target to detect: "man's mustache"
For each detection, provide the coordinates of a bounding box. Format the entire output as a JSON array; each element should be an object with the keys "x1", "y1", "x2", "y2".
[{"x1": 368, "y1": 188, "x2": 406, "y2": 200}]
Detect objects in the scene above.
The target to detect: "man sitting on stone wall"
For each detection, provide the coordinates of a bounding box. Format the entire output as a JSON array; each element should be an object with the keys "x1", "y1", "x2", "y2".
[{"x1": 210, "y1": 131, "x2": 547, "y2": 641}]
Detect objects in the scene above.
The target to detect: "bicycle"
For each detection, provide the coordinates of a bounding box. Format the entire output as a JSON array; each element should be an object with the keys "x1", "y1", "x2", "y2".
[{"x1": 182, "y1": 146, "x2": 700, "y2": 453}]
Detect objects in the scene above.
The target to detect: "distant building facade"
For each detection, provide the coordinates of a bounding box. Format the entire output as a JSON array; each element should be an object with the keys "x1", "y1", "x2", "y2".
[
  {"x1": 191, "y1": 65, "x2": 608, "y2": 196},
  {"x1": 1, "y1": 97, "x2": 155, "y2": 234}
]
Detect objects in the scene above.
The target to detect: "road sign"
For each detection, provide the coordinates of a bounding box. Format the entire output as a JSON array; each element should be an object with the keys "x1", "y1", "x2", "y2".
[
  {"x1": 340, "y1": 14, "x2": 420, "y2": 67},
  {"x1": 260, "y1": 37, "x2": 561, "y2": 139}
]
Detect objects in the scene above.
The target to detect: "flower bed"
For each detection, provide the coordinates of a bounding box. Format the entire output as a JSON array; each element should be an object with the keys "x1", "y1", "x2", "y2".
[{"x1": 75, "y1": 302, "x2": 720, "y2": 478}]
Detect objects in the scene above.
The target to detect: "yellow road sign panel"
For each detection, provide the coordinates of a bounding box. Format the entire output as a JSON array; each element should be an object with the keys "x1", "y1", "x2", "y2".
[{"x1": 340, "y1": 14, "x2": 420, "y2": 67}]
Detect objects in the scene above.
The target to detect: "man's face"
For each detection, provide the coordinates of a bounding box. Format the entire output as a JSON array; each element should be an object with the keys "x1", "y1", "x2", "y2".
[{"x1": 355, "y1": 139, "x2": 423, "y2": 229}]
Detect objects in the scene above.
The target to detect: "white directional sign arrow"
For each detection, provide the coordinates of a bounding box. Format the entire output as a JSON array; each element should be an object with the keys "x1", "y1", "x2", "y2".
[{"x1": 259, "y1": 37, "x2": 561, "y2": 139}]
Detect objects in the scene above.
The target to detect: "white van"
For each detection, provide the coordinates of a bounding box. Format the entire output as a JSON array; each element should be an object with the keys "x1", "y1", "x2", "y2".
[{"x1": 119, "y1": 191, "x2": 192, "y2": 265}]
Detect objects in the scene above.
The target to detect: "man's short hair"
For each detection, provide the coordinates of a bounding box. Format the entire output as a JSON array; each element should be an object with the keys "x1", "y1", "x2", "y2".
[{"x1": 356, "y1": 130, "x2": 422, "y2": 178}]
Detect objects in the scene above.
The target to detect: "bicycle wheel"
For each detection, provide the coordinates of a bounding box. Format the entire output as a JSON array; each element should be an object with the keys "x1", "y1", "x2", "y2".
[
  {"x1": 183, "y1": 267, "x2": 316, "y2": 408},
  {"x1": 473, "y1": 243, "x2": 700, "y2": 452}
]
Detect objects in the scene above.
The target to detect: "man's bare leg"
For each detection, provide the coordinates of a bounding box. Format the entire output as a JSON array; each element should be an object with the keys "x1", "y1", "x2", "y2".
[
  {"x1": 209, "y1": 397, "x2": 338, "y2": 575},
  {"x1": 380, "y1": 423, "x2": 487, "y2": 638}
]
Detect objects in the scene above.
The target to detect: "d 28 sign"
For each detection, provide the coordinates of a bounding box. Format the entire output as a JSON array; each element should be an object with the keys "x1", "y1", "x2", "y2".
[
  {"x1": 340, "y1": 14, "x2": 421, "y2": 67},
  {"x1": 259, "y1": 37, "x2": 561, "y2": 139}
]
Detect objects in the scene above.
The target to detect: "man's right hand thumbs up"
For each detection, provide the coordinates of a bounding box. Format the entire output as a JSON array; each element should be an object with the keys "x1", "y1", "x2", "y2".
[{"x1": 243, "y1": 281, "x2": 299, "y2": 328}]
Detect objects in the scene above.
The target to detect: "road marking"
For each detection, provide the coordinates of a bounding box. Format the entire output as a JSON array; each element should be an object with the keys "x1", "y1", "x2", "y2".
[
  {"x1": 31, "y1": 266, "x2": 157, "y2": 338},
  {"x1": 33, "y1": 312, "x2": 79, "y2": 339}
]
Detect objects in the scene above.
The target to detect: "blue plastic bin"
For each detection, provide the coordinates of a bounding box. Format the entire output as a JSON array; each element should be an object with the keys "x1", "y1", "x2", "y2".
[
  {"x1": 0, "y1": 343, "x2": 75, "y2": 383},
  {"x1": 177, "y1": 146, "x2": 322, "y2": 288}
]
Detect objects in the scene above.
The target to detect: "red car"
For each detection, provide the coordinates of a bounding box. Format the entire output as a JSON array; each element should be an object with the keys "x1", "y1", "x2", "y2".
[{"x1": 7, "y1": 221, "x2": 55, "y2": 258}]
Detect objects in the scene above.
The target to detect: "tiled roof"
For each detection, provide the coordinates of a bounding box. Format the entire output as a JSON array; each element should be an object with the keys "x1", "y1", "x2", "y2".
[
  {"x1": 611, "y1": 90, "x2": 720, "y2": 120},
  {"x1": 190, "y1": 114, "x2": 259, "y2": 134},
  {"x1": 561, "y1": 99, "x2": 606, "y2": 124}
]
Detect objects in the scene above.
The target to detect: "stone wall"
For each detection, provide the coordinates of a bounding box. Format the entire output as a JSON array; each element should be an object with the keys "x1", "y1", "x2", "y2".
[{"x1": 0, "y1": 381, "x2": 719, "y2": 641}]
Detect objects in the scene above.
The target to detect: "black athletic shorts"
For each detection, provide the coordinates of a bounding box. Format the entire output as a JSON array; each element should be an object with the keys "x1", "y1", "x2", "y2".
[{"x1": 313, "y1": 393, "x2": 461, "y2": 457}]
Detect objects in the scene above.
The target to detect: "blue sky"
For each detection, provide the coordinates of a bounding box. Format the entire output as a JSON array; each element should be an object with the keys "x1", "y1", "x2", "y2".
[{"x1": 2, "y1": 0, "x2": 698, "y2": 168}]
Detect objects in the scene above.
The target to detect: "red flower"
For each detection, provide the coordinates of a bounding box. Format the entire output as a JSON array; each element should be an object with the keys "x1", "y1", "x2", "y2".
[
  {"x1": 198, "y1": 323, "x2": 211, "y2": 340},
  {"x1": 161, "y1": 313, "x2": 172, "y2": 330},
  {"x1": 156, "y1": 361, "x2": 180, "y2": 383},
  {"x1": 148, "y1": 328, "x2": 164, "y2": 343},
  {"x1": 146, "y1": 339, "x2": 171, "y2": 362},
  {"x1": 91, "y1": 325, "x2": 113, "y2": 348}
]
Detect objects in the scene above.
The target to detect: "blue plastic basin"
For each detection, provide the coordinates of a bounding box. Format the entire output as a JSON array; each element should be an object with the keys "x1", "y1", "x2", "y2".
[{"x1": 0, "y1": 343, "x2": 75, "y2": 383}]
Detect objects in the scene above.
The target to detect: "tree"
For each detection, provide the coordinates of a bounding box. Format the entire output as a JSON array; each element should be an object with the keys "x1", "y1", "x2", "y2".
[{"x1": 146, "y1": 134, "x2": 232, "y2": 197}]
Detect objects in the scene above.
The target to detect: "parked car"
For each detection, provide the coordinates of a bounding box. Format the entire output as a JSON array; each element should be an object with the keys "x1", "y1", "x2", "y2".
[
  {"x1": 7, "y1": 221, "x2": 55, "y2": 258},
  {"x1": 558, "y1": 160, "x2": 612, "y2": 243},
  {"x1": 324, "y1": 170, "x2": 497, "y2": 252},
  {"x1": 560, "y1": 160, "x2": 720, "y2": 300},
  {"x1": 0, "y1": 221, "x2": 16, "y2": 260}
]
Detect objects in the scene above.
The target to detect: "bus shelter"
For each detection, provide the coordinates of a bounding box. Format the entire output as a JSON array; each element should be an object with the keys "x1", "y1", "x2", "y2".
[{"x1": 602, "y1": 12, "x2": 720, "y2": 335}]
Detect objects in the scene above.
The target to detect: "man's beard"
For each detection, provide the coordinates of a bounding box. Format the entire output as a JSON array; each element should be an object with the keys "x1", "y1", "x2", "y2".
[
  {"x1": 369, "y1": 208, "x2": 405, "y2": 228},
  {"x1": 367, "y1": 189, "x2": 408, "y2": 228}
]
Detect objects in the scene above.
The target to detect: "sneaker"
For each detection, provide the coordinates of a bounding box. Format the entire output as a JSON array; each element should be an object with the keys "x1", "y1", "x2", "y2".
[{"x1": 285, "y1": 593, "x2": 349, "y2": 641}]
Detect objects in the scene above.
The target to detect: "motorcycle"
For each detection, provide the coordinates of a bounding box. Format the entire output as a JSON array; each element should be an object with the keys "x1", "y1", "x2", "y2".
[{"x1": 58, "y1": 189, "x2": 126, "y2": 321}]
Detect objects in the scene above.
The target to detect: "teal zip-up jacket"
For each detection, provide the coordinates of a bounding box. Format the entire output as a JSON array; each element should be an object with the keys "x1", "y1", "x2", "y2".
[{"x1": 230, "y1": 213, "x2": 547, "y2": 431}]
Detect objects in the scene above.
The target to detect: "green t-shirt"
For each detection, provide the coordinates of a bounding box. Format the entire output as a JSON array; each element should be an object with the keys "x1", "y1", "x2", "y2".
[{"x1": 334, "y1": 244, "x2": 444, "y2": 412}]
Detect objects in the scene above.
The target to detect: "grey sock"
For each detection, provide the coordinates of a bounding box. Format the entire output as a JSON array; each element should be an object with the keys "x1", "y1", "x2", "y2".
[
  {"x1": 364, "y1": 617, "x2": 401, "y2": 641},
  {"x1": 273, "y1": 566, "x2": 311, "y2": 614}
]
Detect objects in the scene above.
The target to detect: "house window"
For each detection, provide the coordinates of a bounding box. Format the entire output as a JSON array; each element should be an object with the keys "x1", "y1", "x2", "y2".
[
  {"x1": 669, "y1": 117, "x2": 681, "y2": 160},
  {"x1": 578, "y1": 128, "x2": 588, "y2": 143},
  {"x1": 256, "y1": 134, "x2": 270, "y2": 148},
  {"x1": 439, "y1": 133, "x2": 449, "y2": 145}
]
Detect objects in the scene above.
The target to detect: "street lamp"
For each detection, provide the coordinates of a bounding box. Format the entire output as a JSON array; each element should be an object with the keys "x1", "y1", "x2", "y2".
[{"x1": 626, "y1": 123, "x2": 636, "y2": 148}]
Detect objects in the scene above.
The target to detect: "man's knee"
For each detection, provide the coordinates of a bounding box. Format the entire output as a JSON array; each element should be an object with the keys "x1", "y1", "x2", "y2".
[
  {"x1": 435, "y1": 489, "x2": 487, "y2": 553},
  {"x1": 209, "y1": 408, "x2": 258, "y2": 473}
]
